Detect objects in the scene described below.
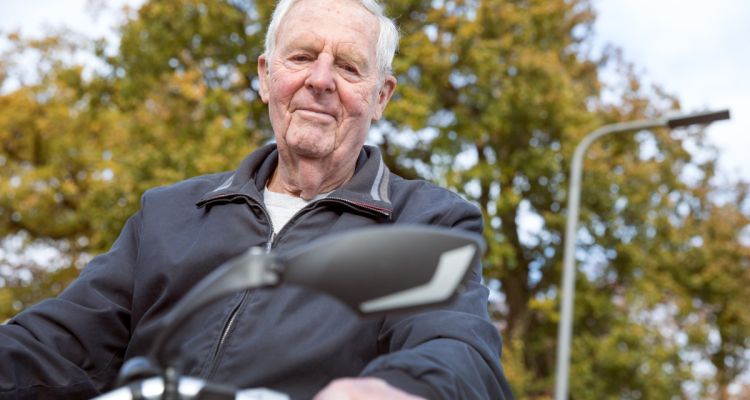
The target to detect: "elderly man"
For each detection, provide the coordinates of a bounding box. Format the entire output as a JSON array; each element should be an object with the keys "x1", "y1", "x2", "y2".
[{"x1": 0, "y1": 0, "x2": 513, "y2": 399}]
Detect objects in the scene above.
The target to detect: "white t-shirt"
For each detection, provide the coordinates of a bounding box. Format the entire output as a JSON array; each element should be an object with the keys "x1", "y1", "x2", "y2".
[{"x1": 263, "y1": 187, "x2": 330, "y2": 234}]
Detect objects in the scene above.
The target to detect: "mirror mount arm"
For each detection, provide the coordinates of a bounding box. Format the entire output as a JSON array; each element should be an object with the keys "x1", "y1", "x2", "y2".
[{"x1": 151, "y1": 247, "x2": 282, "y2": 368}]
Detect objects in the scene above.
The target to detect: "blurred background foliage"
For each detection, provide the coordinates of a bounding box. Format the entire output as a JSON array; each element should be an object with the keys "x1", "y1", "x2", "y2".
[{"x1": 1, "y1": 0, "x2": 748, "y2": 398}]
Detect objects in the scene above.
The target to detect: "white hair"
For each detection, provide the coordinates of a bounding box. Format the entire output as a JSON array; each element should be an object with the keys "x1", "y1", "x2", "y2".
[{"x1": 263, "y1": 0, "x2": 399, "y2": 76}]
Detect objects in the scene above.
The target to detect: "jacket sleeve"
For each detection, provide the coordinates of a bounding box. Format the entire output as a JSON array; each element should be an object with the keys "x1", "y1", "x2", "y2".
[
  {"x1": 0, "y1": 211, "x2": 140, "y2": 397},
  {"x1": 360, "y1": 202, "x2": 514, "y2": 399}
]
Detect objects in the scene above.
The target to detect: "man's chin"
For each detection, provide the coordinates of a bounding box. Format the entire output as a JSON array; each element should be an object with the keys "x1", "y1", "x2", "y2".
[
  {"x1": 285, "y1": 142, "x2": 335, "y2": 160},
  {"x1": 278, "y1": 129, "x2": 334, "y2": 157}
]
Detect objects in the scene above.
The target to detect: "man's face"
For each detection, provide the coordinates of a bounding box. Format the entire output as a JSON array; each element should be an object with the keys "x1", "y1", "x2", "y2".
[{"x1": 258, "y1": 0, "x2": 396, "y2": 162}]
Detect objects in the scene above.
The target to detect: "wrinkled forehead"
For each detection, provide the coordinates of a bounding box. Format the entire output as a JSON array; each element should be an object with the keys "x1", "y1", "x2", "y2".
[
  {"x1": 285, "y1": 0, "x2": 374, "y2": 19},
  {"x1": 278, "y1": 0, "x2": 380, "y2": 53}
]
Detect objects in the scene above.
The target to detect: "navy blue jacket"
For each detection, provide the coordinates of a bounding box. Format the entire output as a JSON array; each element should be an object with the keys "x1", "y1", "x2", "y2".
[{"x1": 0, "y1": 144, "x2": 513, "y2": 399}]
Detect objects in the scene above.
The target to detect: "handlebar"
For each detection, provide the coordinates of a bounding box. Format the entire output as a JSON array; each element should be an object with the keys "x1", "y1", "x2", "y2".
[{"x1": 93, "y1": 376, "x2": 290, "y2": 400}]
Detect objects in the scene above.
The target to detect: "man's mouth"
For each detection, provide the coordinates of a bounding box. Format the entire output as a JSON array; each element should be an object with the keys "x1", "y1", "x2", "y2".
[{"x1": 296, "y1": 108, "x2": 335, "y2": 121}]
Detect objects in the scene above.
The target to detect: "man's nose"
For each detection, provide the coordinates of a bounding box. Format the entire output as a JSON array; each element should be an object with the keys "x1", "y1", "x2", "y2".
[{"x1": 305, "y1": 55, "x2": 336, "y2": 94}]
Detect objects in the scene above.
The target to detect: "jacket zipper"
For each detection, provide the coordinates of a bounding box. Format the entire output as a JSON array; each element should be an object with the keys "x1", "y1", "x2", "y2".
[
  {"x1": 203, "y1": 290, "x2": 248, "y2": 378},
  {"x1": 201, "y1": 195, "x2": 387, "y2": 378},
  {"x1": 203, "y1": 201, "x2": 275, "y2": 379}
]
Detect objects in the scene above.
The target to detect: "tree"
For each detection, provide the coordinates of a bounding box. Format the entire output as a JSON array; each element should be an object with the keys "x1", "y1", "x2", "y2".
[
  {"x1": 0, "y1": 0, "x2": 268, "y2": 316},
  {"x1": 0, "y1": 31, "x2": 125, "y2": 314},
  {"x1": 644, "y1": 180, "x2": 750, "y2": 399}
]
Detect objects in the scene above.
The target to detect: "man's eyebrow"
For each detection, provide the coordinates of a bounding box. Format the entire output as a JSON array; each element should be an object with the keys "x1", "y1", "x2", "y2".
[{"x1": 281, "y1": 35, "x2": 324, "y2": 54}]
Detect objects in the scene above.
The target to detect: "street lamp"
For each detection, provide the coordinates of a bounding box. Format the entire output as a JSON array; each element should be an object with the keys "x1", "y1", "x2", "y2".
[{"x1": 554, "y1": 109, "x2": 731, "y2": 400}]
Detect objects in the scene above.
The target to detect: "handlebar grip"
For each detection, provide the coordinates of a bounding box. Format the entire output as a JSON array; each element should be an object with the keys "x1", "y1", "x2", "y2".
[
  {"x1": 92, "y1": 376, "x2": 290, "y2": 400},
  {"x1": 236, "y1": 388, "x2": 290, "y2": 400}
]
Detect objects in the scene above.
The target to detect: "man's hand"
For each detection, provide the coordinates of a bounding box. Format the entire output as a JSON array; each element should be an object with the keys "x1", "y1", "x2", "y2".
[{"x1": 313, "y1": 377, "x2": 427, "y2": 400}]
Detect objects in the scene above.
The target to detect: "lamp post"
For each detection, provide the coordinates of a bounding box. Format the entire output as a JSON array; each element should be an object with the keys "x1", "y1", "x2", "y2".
[{"x1": 554, "y1": 109, "x2": 731, "y2": 400}]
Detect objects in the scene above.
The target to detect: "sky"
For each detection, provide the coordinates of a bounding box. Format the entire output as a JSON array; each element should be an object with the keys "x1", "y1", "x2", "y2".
[
  {"x1": 0, "y1": 0, "x2": 748, "y2": 182},
  {"x1": 0, "y1": 0, "x2": 139, "y2": 42},
  {"x1": 592, "y1": 0, "x2": 750, "y2": 183}
]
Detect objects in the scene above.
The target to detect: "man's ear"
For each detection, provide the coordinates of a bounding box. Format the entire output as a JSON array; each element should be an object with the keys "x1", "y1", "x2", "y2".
[
  {"x1": 257, "y1": 54, "x2": 270, "y2": 104},
  {"x1": 372, "y1": 74, "x2": 397, "y2": 121}
]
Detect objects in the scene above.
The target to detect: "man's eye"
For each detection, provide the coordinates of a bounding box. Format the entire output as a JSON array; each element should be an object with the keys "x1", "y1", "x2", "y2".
[
  {"x1": 340, "y1": 64, "x2": 358, "y2": 74},
  {"x1": 291, "y1": 54, "x2": 312, "y2": 62}
]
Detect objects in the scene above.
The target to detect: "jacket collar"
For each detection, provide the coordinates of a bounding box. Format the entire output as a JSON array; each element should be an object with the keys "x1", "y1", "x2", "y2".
[{"x1": 196, "y1": 143, "x2": 393, "y2": 216}]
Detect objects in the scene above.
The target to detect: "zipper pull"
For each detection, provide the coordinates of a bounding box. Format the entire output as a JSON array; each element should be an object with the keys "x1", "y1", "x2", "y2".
[{"x1": 266, "y1": 233, "x2": 275, "y2": 253}]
